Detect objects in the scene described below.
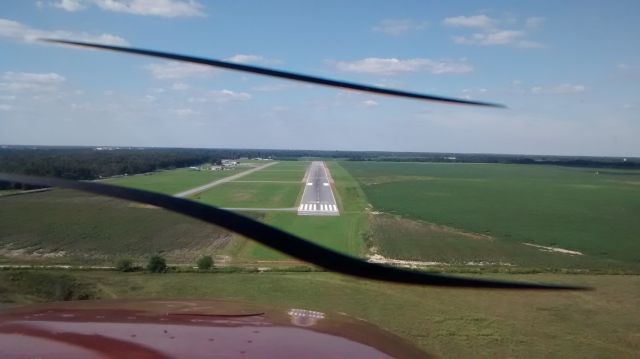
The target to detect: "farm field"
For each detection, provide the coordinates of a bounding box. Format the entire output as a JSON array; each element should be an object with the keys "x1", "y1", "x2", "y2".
[
  {"x1": 2, "y1": 270, "x2": 638, "y2": 358},
  {"x1": 105, "y1": 167, "x2": 245, "y2": 195},
  {"x1": 342, "y1": 161, "x2": 640, "y2": 271},
  {"x1": 0, "y1": 189, "x2": 232, "y2": 265}
]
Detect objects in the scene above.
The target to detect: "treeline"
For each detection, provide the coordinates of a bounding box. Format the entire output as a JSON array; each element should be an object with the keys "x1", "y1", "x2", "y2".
[
  {"x1": 0, "y1": 147, "x2": 225, "y2": 190},
  {"x1": 1, "y1": 146, "x2": 638, "y2": 190}
]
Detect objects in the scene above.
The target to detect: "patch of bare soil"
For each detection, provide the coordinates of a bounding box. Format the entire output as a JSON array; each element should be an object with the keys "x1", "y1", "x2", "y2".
[
  {"x1": 523, "y1": 243, "x2": 583, "y2": 256},
  {"x1": 370, "y1": 211, "x2": 493, "y2": 241}
]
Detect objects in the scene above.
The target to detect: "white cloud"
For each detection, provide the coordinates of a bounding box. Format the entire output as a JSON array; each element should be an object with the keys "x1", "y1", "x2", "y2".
[
  {"x1": 443, "y1": 15, "x2": 494, "y2": 29},
  {"x1": 335, "y1": 57, "x2": 472, "y2": 75},
  {"x1": 0, "y1": 71, "x2": 66, "y2": 92},
  {"x1": 372, "y1": 19, "x2": 427, "y2": 35},
  {"x1": 171, "y1": 82, "x2": 189, "y2": 91},
  {"x1": 0, "y1": 18, "x2": 128, "y2": 45},
  {"x1": 94, "y1": 0, "x2": 204, "y2": 17},
  {"x1": 362, "y1": 99, "x2": 378, "y2": 107},
  {"x1": 251, "y1": 83, "x2": 295, "y2": 92},
  {"x1": 146, "y1": 61, "x2": 214, "y2": 79},
  {"x1": 173, "y1": 108, "x2": 199, "y2": 116},
  {"x1": 531, "y1": 84, "x2": 587, "y2": 94},
  {"x1": 226, "y1": 54, "x2": 264, "y2": 64},
  {"x1": 50, "y1": 0, "x2": 206, "y2": 17},
  {"x1": 454, "y1": 30, "x2": 524, "y2": 46},
  {"x1": 0, "y1": 104, "x2": 12, "y2": 111},
  {"x1": 52, "y1": 0, "x2": 85, "y2": 11},
  {"x1": 525, "y1": 17, "x2": 545, "y2": 29},
  {"x1": 225, "y1": 54, "x2": 280, "y2": 65},
  {"x1": 445, "y1": 14, "x2": 543, "y2": 48},
  {"x1": 189, "y1": 89, "x2": 252, "y2": 103},
  {"x1": 3, "y1": 72, "x2": 65, "y2": 84}
]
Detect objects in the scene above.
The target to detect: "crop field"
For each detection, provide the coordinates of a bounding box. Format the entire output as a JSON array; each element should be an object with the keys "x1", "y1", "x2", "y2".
[
  {"x1": 105, "y1": 167, "x2": 245, "y2": 195},
  {"x1": 341, "y1": 161, "x2": 640, "y2": 271},
  {"x1": 2, "y1": 270, "x2": 639, "y2": 358},
  {"x1": 0, "y1": 189, "x2": 232, "y2": 264}
]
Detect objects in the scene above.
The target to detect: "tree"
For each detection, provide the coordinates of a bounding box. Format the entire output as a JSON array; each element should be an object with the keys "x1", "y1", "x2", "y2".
[
  {"x1": 147, "y1": 255, "x2": 167, "y2": 273},
  {"x1": 115, "y1": 258, "x2": 134, "y2": 272},
  {"x1": 197, "y1": 255, "x2": 214, "y2": 270}
]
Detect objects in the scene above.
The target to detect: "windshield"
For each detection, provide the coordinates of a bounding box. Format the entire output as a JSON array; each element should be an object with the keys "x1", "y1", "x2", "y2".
[{"x1": 1, "y1": 1, "x2": 639, "y2": 357}]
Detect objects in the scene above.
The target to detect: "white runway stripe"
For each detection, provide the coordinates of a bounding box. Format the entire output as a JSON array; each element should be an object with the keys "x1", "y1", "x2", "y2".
[
  {"x1": 331, "y1": 205, "x2": 337, "y2": 211},
  {"x1": 298, "y1": 204, "x2": 303, "y2": 211}
]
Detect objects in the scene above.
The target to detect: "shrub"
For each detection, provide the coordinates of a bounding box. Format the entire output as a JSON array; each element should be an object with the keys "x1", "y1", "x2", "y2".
[
  {"x1": 147, "y1": 255, "x2": 167, "y2": 273},
  {"x1": 197, "y1": 255, "x2": 214, "y2": 270},
  {"x1": 115, "y1": 258, "x2": 134, "y2": 272}
]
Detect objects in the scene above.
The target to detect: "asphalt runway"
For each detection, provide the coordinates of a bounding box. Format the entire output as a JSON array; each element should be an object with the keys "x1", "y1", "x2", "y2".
[{"x1": 298, "y1": 161, "x2": 339, "y2": 216}]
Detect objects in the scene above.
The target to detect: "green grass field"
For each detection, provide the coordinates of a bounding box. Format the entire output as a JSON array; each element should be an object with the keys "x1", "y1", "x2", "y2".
[
  {"x1": 224, "y1": 162, "x2": 368, "y2": 262},
  {"x1": 106, "y1": 167, "x2": 245, "y2": 195},
  {"x1": 191, "y1": 182, "x2": 302, "y2": 208},
  {"x1": 0, "y1": 189, "x2": 232, "y2": 264},
  {"x1": 342, "y1": 161, "x2": 640, "y2": 270},
  {"x1": 2, "y1": 270, "x2": 638, "y2": 358}
]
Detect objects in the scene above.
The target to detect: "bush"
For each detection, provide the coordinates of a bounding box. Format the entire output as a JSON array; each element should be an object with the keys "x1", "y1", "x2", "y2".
[
  {"x1": 115, "y1": 258, "x2": 134, "y2": 272},
  {"x1": 147, "y1": 255, "x2": 167, "y2": 273},
  {"x1": 197, "y1": 255, "x2": 214, "y2": 270},
  {"x1": 1, "y1": 271, "x2": 97, "y2": 302}
]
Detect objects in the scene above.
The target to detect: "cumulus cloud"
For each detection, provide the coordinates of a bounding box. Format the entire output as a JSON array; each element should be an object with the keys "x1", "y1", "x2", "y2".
[
  {"x1": 372, "y1": 19, "x2": 427, "y2": 35},
  {"x1": 225, "y1": 54, "x2": 281, "y2": 66},
  {"x1": 531, "y1": 84, "x2": 587, "y2": 94},
  {"x1": 172, "y1": 108, "x2": 199, "y2": 116},
  {"x1": 362, "y1": 99, "x2": 378, "y2": 107},
  {"x1": 444, "y1": 14, "x2": 543, "y2": 48},
  {"x1": 52, "y1": 0, "x2": 85, "y2": 11},
  {"x1": 189, "y1": 89, "x2": 252, "y2": 103},
  {"x1": 334, "y1": 57, "x2": 473, "y2": 75},
  {"x1": 0, "y1": 104, "x2": 12, "y2": 111},
  {"x1": 0, "y1": 18, "x2": 128, "y2": 45},
  {"x1": 146, "y1": 61, "x2": 214, "y2": 79},
  {"x1": 48, "y1": 0, "x2": 205, "y2": 17},
  {"x1": 443, "y1": 15, "x2": 494, "y2": 29},
  {"x1": 170, "y1": 82, "x2": 189, "y2": 91},
  {"x1": 525, "y1": 17, "x2": 545, "y2": 29},
  {"x1": 0, "y1": 71, "x2": 66, "y2": 92}
]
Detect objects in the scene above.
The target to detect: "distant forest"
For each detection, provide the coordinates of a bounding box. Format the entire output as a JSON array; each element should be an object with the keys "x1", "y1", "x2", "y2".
[{"x1": 1, "y1": 145, "x2": 638, "y2": 190}]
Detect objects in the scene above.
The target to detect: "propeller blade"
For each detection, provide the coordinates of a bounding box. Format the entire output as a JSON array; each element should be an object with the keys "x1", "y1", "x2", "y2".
[
  {"x1": 0, "y1": 173, "x2": 586, "y2": 290},
  {"x1": 43, "y1": 39, "x2": 505, "y2": 108}
]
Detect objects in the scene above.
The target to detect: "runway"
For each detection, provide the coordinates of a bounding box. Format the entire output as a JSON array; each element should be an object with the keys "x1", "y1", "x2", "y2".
[{"x1": 298, "y1": 161, "x2": 339, "y2": 216}]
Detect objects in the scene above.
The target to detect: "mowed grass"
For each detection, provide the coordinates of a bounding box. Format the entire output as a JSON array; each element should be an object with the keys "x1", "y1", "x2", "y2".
[
  {"x1": 192, "y1": 182, "x2": 302, "y2": 208},
  {"x1": 106, "y1": 167, "x2": 245, "y2": 195},
  {"x1": 0, "y1": 189, "x2": 232, "y2": 264},
  {"x1": 228, "y1": 162, "x2": 368, "y2": 262},
  {"x1": 3, "y1": 270, "x2": 639, "y2": 358},
  {"x1": 342, "y1": 161, "x2": 640, "y2": 269},
  {"x1": 239, "y1": 161, "x2": 309, "y2": 182}
]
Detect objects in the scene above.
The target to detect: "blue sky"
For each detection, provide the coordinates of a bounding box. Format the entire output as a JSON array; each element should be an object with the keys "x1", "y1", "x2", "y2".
[{"x1": 0, "y1": 0, "x2": 638, "y2": 156}]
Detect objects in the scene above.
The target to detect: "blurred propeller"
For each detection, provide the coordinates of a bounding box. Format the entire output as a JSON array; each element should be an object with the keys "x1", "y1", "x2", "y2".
[
  {"x1": 0, "y1": 173, "x2": 586, "y2": 290},
  {"x1": 43, "y1": 39, "x2": 505, "y2": 108}
]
